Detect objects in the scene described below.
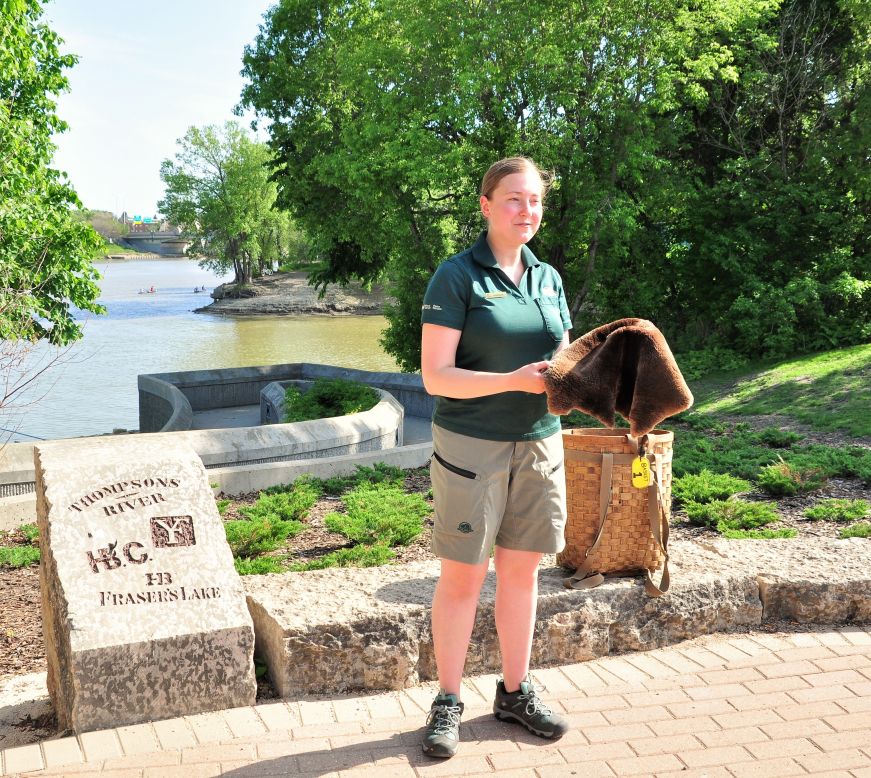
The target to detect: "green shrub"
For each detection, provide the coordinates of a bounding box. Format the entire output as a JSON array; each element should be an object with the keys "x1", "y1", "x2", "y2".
[
  {"x1": 672, "y1": 428, "x2": 781, "y2": 480},
  {"x1": 18, "y1": 523, "x2": 39, "y2": 542},
  {"x1": 673, "y1": 412, "x2": 728, "y2": 433},
  {"x1": 804, "y1": 499, "x2": 870, "y2": 522},
  {"x1": 719, "y1": 527, "x2": 798, "y2": 540},
  {"x1": 0, "y1": 546, "x2": 40, "y2": 567},
  {"x1": 672, "y1": 470, "x2": 751, "y2": 504},
  {"x1": 262, "y1": 474, "x2": 324, "y2": 497},
  {"x1": 789, "y1": 445, "x2": 871, "y2": 484},
  {"x1": 354, "y1": 463, "x2": 405, "y2": 485},
  {"x1": 754, "y1": 428, "x2": 803, "y2": 448},
  {"x1": 317, "y1": 463, "x2": 405, "y2": 496},
  {"x1": 675, "y1": 347, "x2": 749, "y2": 381},
  {"x1": 757, "y1": 459, "x2": 826, "y2": 496},
  {"x1": 225, "y1": 516, "x2": 306, "y2": 558},
  {"x1": 324, "y1": 482, "x2": 430, "y2": 546},
  {"x1": 289, "y1": 544, "x2": 395, "y2": 571},
  {"x1": 216, "y1": 499, "x2": 231, "y2": 516},
  {"x1": 234, "y1": 556, "x2": 287, "y2": 575},
  {"x1": 283, "y1": 378, "x2": 378, "y2": 423},
  {"x1": 560, "y1": 410, "x2": 601, "y2": 428},
  {"x1": 672, "y1": 427, "x2": 871, "y2": 485},
  {"x1": 224, "y1": 479, "x2": 320, "y2": 559},
  {"x1": 238, "y1": 485, "x2": 319, "y2": 524},
  {"x1": 840, "y1": 522, "x2": 871, "y2": 539},
  {"x1": 684, "y1": 499, "x2": 779, "y2": 532}
]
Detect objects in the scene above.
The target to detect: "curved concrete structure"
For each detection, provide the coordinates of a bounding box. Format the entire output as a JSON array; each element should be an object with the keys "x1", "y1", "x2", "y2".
[
  {"x1": 138, "y1": 363, "x2": 432, "y2": 434},
  {"x1": 138, "y1": 374, "x2": 193, "y2": 432}
]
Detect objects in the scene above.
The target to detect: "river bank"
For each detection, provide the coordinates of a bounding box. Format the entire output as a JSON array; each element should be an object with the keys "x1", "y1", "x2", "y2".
[
  {"x1": 102, "y1": 252, "x2": 162, "y2": 261},
  {"x1": 196, "y1": 271, "x2": 390, "y2": 316}
]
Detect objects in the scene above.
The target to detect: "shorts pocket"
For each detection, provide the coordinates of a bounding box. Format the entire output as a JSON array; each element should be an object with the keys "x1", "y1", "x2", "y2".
[
  {"x1": 532, "y1": 458, "x2": 567, "y2": 530},
  {"x1": 432, "y1": 452, "x2": 476, "y2": 480},
  {"x1": 430, "y1": 451, "x2": 487, "y2": 537}
]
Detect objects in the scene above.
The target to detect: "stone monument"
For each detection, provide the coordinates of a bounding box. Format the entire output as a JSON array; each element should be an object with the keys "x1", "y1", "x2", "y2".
[{"x1": 35, "y1": 436, "x2": 256, "y2": 733}]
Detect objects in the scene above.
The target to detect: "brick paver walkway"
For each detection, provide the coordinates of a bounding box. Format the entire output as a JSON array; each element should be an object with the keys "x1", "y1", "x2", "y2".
[{"x1": 2, "y1": 627, "x2": 870, "y2": 777}]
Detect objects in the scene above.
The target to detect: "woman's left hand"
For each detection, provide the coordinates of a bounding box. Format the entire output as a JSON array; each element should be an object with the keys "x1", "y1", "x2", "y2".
[{"x1": 511, "y1": 360, "x2": 551, "y2": 394}]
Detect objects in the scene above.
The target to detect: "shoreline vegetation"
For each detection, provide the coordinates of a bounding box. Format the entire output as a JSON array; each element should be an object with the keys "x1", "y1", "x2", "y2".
[{"x1": 94, "y1": 240, "x2": 156, "y2": 261}]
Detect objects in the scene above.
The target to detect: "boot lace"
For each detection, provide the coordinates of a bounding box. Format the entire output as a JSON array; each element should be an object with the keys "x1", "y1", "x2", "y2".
[
  {"x1": 516, "y1": 681, "x2": 554, "y2": 717},
  {"x1": 426, "y1": 702, "x2": 462, "y2": 735}
]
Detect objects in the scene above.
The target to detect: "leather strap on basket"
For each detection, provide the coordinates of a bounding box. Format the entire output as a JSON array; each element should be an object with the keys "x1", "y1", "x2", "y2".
[
  {"x1": 563, "y1": 452, "x2": 613, "y2": 590},
  {"x1": 564, "y1": 436, "x2": 671, "y2": 597},
  {"x1": 643, "y1": 456, "x2": 671, "y2": 597}
]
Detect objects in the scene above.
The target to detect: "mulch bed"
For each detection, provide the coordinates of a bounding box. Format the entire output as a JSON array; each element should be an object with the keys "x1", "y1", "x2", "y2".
[
  {"x1": 2, "y1": 468, "x2": 868, "y2": 683},
  {"x1": 0, "y1": 564, "x2": 42, "y2": 679}
]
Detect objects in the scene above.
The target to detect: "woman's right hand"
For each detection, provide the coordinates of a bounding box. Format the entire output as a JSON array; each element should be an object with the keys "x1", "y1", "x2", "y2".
[{"x1": 511, "y1": 361, "x2": 551, "y2": 394}]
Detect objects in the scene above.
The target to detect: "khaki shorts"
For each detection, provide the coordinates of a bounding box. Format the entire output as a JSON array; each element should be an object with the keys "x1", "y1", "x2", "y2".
[{"x1": 429, "y1": 424, "x2": 567, "y2": 565}]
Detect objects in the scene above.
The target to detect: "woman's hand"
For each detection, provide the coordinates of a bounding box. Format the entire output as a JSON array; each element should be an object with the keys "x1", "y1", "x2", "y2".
[{"x1": 511, "y1": 360, "x2": 551, "y2": 394}]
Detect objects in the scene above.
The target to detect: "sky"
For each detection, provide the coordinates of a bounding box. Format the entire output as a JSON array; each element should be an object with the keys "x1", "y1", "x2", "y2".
[{"x1": 44, "y1": 0, "x2": 275, "y2": 218}]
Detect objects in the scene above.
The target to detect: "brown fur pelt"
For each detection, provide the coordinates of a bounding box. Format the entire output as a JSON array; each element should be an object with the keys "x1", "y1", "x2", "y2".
[{"x1": 544, "y1": 318, "x2": 694, "y2": 437}]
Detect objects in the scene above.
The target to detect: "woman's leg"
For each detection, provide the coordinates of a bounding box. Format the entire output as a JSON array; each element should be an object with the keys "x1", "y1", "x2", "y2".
[
  {"x1": 432, "y1": 557, "x2": 490, "y2": 695},
  {"x1": 493, "y1": 546, "x2": 542, "y2": 691}
]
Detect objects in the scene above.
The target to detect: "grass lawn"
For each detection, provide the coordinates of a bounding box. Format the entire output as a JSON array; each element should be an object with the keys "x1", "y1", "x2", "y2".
[
  {"x1": 688, "y1": 343, "x2": 871, "y2": 438},
  {"x1": 93, "y1": 239, "x2": 144, "y2": 257}
]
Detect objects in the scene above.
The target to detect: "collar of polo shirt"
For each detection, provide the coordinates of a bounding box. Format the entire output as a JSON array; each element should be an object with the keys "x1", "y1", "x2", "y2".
[{"x1": 470, "y1": 231, "x2": 541, "y2": 269}]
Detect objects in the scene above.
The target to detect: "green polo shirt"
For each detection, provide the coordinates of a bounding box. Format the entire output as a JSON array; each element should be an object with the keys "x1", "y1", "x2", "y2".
[{"x1": 421, "y1": 232, "x2": 573, "y2": 441}]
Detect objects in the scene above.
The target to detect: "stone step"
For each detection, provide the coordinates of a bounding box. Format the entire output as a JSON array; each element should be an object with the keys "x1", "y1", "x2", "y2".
[{"x1": 242, "y1": 536, "x2": 871, "y2": 696}]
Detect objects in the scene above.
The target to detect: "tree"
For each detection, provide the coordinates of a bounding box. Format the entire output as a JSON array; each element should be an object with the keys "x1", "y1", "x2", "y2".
[
  {"x1": 159, "y1": 122, "x2": 291, "y2": 284},
  {"x1": 240, "y1": 0, "x2": 869, "y2": 370},
  {"x1": 1, "y1": 0, "x2": 105, "y2": 428},
  {"x1": 596, "y1": 0, "x2": 871, "y2": 356},
  {"x1": 0, "y1": 0, "x2": 104, "y2": 348},
  {"x1": 73, "y1": 209, "x2": 130, "y2": 239}
]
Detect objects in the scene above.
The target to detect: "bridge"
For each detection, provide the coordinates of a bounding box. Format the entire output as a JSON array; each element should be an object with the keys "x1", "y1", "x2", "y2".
[{"x1": 118, "y1": 232, "x2": 192, "y2": 257}]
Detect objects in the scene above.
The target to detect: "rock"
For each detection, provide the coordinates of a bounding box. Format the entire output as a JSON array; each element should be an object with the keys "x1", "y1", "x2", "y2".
[
  {"x1": 245, "y1": 564, "x2": 431, "y2": 696},
  {"x1": 243, "y1": 536, "x2": 871, "y2": 696},
  {"x1": 674, "y1": 536, "x2": 871, "y2": 623},
  {"x1": 34, "y1": 436, "x2": 256, "y2": 732},
  {"x1": 198, "y1": 271, "x2": 390, "y2": 316}
]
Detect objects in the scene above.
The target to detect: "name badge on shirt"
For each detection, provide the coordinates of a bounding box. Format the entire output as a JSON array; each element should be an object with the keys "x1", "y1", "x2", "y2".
[{"x1": 483, "y1": 291, "x2": 507, "y2": 299}]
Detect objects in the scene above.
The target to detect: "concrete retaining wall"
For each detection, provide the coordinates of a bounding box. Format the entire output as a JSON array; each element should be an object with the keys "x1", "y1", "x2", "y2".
[
  {"x1": 138, "y1": 364, "x2": 432, "y2": 433},
  {"x1": 208, "y1": 441, "x2": 433, "y2": 496}
]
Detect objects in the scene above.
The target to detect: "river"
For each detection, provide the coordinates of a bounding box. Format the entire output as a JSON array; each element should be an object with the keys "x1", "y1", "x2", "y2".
[{"x1": 2, "y1": 259, "x2": 398, "y2": 443}]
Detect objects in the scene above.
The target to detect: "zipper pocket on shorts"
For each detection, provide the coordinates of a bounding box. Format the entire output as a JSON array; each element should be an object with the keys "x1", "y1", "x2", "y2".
[{"x1": 433, "y1": 452, "x2": 477, "y2": 480}]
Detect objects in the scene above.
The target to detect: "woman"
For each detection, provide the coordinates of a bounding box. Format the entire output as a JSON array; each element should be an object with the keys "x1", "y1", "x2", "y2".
[{"x1": 420, "y1": 157, "x2": 571, "y2": 758}]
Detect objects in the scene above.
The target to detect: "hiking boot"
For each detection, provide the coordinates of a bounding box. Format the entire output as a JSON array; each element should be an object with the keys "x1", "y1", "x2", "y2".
[
  {"x1": 493, "y1": 677, "x2": 569, "y2": 739},
  {"x1": 421, "y1": 692, "x2": 464, "y2": 758}
]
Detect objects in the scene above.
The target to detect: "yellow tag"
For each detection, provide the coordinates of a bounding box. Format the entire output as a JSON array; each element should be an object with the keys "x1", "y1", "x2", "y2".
[
  {"x1": 483, "y1": 291, "x2": 507, "y2": 299},
  {"x1": 631, "y1": 457, "x2": 652, "y2": 488}
]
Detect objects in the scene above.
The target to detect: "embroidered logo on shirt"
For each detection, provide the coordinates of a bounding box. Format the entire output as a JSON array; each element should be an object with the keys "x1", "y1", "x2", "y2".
[
  {"x1": 457, "y1": 522, "x2": 474, "y2": 534},
  {"x1": 541, "y1": 286, "x2": 557, "y2": 296},
  {"x1": 421, "y1": 303, "x2": 442, "y2": 311}
]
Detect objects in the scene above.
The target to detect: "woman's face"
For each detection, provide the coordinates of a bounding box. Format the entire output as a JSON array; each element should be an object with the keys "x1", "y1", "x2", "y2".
[{"x1": 480, "y1": 168, "x2": 543, "y2": 245}]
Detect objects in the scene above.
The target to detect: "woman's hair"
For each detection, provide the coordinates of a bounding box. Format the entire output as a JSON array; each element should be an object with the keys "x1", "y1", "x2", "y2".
[{"x1": 480, "y1": 156, "x2": 552, "y2": 200}]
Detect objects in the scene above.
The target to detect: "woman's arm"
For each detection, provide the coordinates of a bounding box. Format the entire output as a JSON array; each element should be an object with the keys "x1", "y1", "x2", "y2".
[{"x1": 421, "y1": 323, "x2": 549, "y2": 398}]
